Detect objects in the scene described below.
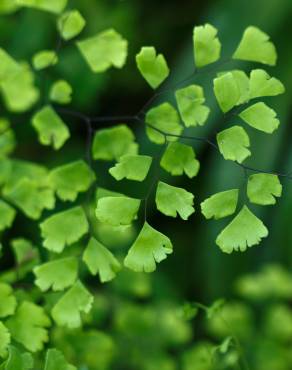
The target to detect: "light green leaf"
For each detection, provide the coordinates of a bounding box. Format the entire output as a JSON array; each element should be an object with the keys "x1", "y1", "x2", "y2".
[
  {"x1": 44, "y1": 349, "x2": 76, "y2": 370},
  {"x1": 0, "y1": 1, "x2": 20, "y2": 14},
  {"x1": 145, "y1": 102, "x2": 183, "y2": 144},
  {"x1": 160, "y1": 142, "x2": 200, "y2": 178},
  {"x1": 109, "y1": 155, "x2": 152, "y2": 181},
  {"x1": 233, "y1": 26, "x2": 277, "y2": 66},
  {"x1": 58, "y1": 10, "x2": 86, "y2": 41},
  {"x1": 6, "y1": 301, "x2": 50, "y2": 352},
  {"x1": 77, "y1": 28, "x2": 128, "y2": 73},
  {"x1": 32, "y1": 50, "x2": 58, "y2": 71},
  {"x1": 83, "y1": 237, "x2": 121, "y2": 282},
  {"x1": 201, "y1": 189, "x2": 239, "y2": 220},
  {"x1": 1, "y1": 61, "x2": 39, "y2": 113},
  {"x1": 0, "y1": 322, "x2": 10, "y2": 358},
  {"x1": 155, "y1": 181, "x2": 195, "y2": 220},
  {"x1": 1, "y1": 159, "x2": 49, "y2": 193},
  {"x1": 175, "y1": 84, "x2": 210, "y2": 127},
  {"x1": 218, "y1": 70, "x2": 250, "y2": 105},
  {"x1": 247, "y1": 173, "x2": 282, "y2": 205},
  {"x1": 49, "y1": 80, "x2": 72, "y2": 105},
  {"x1": 249, "y1": 69, "x2": 285, "y2": 99},
  {"x1": 0, "y1": 200, "x2": 16, "y2": 231},
  {"x1": 32, "y1": 106, "x2": 70, "y2": 150},
  {"x1": 0, "y1": 118, "x2": 16, "y2": 157},
  {"x1": 0, "y1": 284, "x2": 16, "y2": 318},
  {"x1": 16, "y1": 0, "x2": 67, "y2": 13},
  {"x1": 52, "y1": 281, "x2": 93, "y2": 328},
  {"x1": 40, "y1": 206, "x2": 89, "y2": 253},
  {"x1": 34, "y1": 257, "x2": 78, "y2": 292},
  {"x1": 217, "y1": 126, "x2": 251, "y2": 163},
  {"x1": 239, "y1": 102, "x2": 280, "y2": 133},
  {"x1": 216, "y1": 206, "x2": 268, "y2": 253},
  {"x1": 4, "y1": 178, "x2": 55, "y2": 219},
  {"x1": 48, "y1": 160, "x2": 95, "y2": 201},
  {"x1": 96, "y1": 196, "x2": 140, "y2": 226},
  {"x1": 0, "y1": 346, "x2": 33, "y2": 369},
  {"x1": 92, "y1": 124, "x2": 138, "y2": 161},
  {"x1": 124, "y1": 222, "x2": 173, "y2": 272},
  {"x1": 213, "y1": 72, "x2": 240, "y2": 113},
  {"x1": 136, "y1": 46, "x2": 169, "y2": 89},
  {"x1": 193, "y1": 23, "x2": 221, "y2": 67}
]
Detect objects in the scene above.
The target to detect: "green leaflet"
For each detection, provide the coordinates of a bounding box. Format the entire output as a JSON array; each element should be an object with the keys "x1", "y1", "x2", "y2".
[
  {"x1": 0, "y1": 346, "x2": 33, "y2": 369},
  {"x1": 160, "y1": 142, "x2": 200, "y2": 178},
  {"x1": 0, "y1": 284, "x2": 16, "y2": 318},
  {"x1": 109, "y1": 155, "x2": 152, "y2": 181},
  {"x1": 32, "y1": 50, "x2": 58, "y2": 71},
  {"x1": 52, "y1": 281, "x2": 93, "y2": 328},
  {"x1": 264, "y1": 304, "x2": 292, "y2": 341},
  {"x1": 0, "y1": 118, "x2": 16, "y2": 157},
  {"x1": 44, "y1": 349, "x2": 76, "y2": 370},
  {"x1": 40, "y1": 206, "x2": 89, "y2": 253},
  {"x1": 77, "y1": 28, "x2": 128, "y2": 73},
  {"x1": 0, "y1": 323, "x2": 10, "y2": 358},
  {"x1": 0, "y1": 200, "x2": 16, "y2": 231},
  {"x1": 193, "y1": 23, "x2": 221, "y2": 67},
  {"x1": 249, "y1": 69, "x2": 285, "y2": 99},
  {"x1": 217, "y1": 126, "x2": 251, "y2": 163},
  {"x1": 136, "y1": 46, "x2": 169, "y2": 89},
  {"x1": 145, "y1": 102, "x2": 183, "y2": 144},
  {"x1": 239, "y1": 102, "x2": 280, "y2": 133},
  {"x1": 213, "y1": 72, "x2": 240, "y2": 113},
  {"x1": 4, "y1": 178, "x2": 55, "y2": 220},
  {"x1": 201, "y1": 189, "x2": 239, "y2": 220},
  {"x1": 95, "y1": 196, "x2": 140, "y2": 226},
  {"x1": 32, "y1": 106, "x2": 70, "y2": 150},
  {"x1": 58, "y1": 10, "x2": 86, "y2": 41},
  {"x1": 48, "y1": 160, "x2": 95, "y2": 201},
  {"x1": 233, "y1": 26, "x2": 277, "y2": 66},
  {"x1": 83, "y1": 237, "x2": 121, "y2": 282},
  {"x1": 0, "y1": 60, "x2": 39, "y2": 113},
  {"x1": 92, "y1": 124, "x2": 138, "y2": 161},
  {"x1": 34, "y1": 257, "x2": 78, "y2": 292},
  {"x1": 11, "y1": 238, "x2": 39, "y2": 266},
  {"x1": 175, "y1": 84, "x2": 210, "y2": 127},
  {"x1": 17, "y1": 0, "x2": 67, "y2": 13},
  {"x1": 6, "y1": 301, "x2": 50, "y2": 352},
  {"x1": 124, "y1": 222, "x2": 173, "y2": 272},
  {"x1": 247, "y1": 173, "x2": 282, "y2": 205},
  {"x1": 216, "y1": 206, "x2": 268, "y2": 254},
  {"x1": 49, "y1": 80, "x2": 72, "y2": 105},
  {"x1": 155, "y1": 181, "x2": 195, "y2": 220}
]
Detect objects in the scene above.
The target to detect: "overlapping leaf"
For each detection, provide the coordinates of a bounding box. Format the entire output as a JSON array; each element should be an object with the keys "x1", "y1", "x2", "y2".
[
  {"x1": 175, "y1": 84, "x2": 210, "y2": 127},
  {"x1": 213, "y1": 72, "x2": 240, "y2": 113}
]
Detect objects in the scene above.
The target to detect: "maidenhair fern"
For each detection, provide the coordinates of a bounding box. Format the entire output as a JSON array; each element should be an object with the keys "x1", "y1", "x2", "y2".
[{"x1": 0, "y1": 1, "x2": 290, "y2": 368}]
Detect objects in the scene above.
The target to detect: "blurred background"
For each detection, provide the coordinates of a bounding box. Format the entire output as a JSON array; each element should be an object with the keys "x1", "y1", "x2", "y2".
[{"x1": 0, "y1": 0, "x2": 292, "y2": 369}]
